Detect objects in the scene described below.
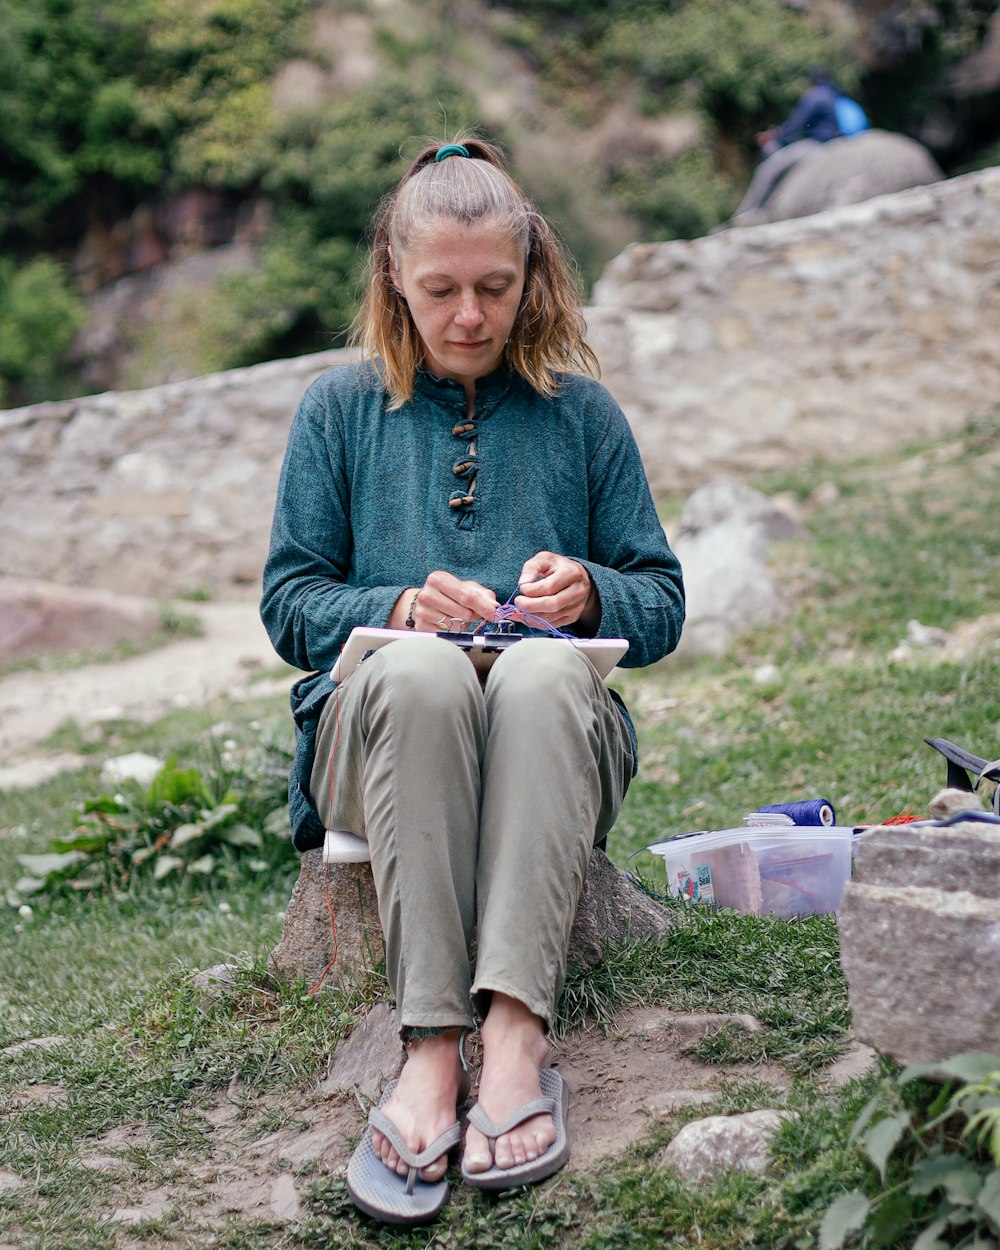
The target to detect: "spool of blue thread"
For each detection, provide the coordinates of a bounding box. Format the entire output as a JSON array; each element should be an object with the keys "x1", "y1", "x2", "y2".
[{"x1": 755, "y1": 798, "x2": 836, "y2": 826}]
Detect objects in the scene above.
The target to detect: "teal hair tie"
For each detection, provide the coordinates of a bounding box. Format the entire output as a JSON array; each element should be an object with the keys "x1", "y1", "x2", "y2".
[{"x1": 435, "y1": 144, "x2": 470, "y2": 162}]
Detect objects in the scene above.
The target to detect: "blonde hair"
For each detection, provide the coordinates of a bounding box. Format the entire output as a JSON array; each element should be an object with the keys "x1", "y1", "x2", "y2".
[{"x1": 351, "y1": 136, "x2": 599, "y2": 409}]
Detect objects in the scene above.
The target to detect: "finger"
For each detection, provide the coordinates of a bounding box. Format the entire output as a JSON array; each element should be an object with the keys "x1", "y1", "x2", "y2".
[
  {"x1": 516, "y1": 550, "x2": 559, "y2": 589},
  {"x1": 422, "y1": 571, "x2": 498, "y2": 626},
  {"x1": 516, "y1": 565, "x2": 584, "y2": 604},
  {"x1": 512, "y1": 589, "x2": 584, "y2": 627},
  {"x1": 512, "y1": 597, "x2": 580, "y2": 628},
  {"x1": 518, "y1": 568, "x2": 575, "y2": 600},
  {"x1": 517, "y1": 556, "x2": 577, "y2": 600},
  {"x1": 514, "y1": 566, "x2": 592, "y2": 627}
]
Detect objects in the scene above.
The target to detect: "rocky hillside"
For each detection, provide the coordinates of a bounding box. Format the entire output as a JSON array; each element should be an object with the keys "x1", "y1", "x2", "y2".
[
  {"x1": 2, "y1": 167, "x2": 997, "y2": 602},
  {"x1": 2, "y1": 0, "x2": 1000, "y2": 405}
]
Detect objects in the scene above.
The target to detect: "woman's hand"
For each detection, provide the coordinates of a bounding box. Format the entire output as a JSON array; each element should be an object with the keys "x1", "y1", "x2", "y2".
[
  {"x1": 513, "y1": 551, "x2": 600, "y2": 634},
  {"x1": 389, "y1": 571, "x2": 499, "y2": 632}
]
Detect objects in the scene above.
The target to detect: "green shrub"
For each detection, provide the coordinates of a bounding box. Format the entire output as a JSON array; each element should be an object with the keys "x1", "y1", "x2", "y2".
[
  {"x1": 608, "y1": 143, "x2": 738, "y2": 240},
  {"x1": 603, "y1": 0, "x2": 857, "y2": 136},
  {"x1": 821, "y1": 1053, "x2": 1000, "y2": 1250},
  {"x1": 0, "y1": 255, "x2": 85, "y2": 405},
  {"x1": 150, "y1": 0, "x2": 314, "y2": 189},
  {"x1": 11, "y1": 739, "x2": 296, "y2": 901},
  {"x1": 0, "y1": 0, "x2": 314, "y2": 248}
]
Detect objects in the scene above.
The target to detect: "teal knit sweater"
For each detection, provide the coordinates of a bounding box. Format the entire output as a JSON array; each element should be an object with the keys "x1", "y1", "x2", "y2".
[{"x1": 261, "y1": 361, "x2": 684, "y2": 850}]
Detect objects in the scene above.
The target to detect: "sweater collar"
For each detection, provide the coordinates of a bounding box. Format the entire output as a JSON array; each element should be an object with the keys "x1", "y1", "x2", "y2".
[{"x1": 413, "y1": 363, "x2": 518, "y2": 411}]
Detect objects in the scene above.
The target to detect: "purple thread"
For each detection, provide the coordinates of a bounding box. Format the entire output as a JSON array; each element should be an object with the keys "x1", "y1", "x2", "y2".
[{"x1": 470, "y1": 588, "x2": 575, "y2": 639}]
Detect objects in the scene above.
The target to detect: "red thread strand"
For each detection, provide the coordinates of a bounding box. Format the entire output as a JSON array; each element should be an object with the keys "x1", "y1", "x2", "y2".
[{"x1": 882, "y1": 808, "x2": 922, "y2": 825}]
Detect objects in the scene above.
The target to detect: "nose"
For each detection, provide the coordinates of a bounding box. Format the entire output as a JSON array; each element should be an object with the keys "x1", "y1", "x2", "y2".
[{"x1": 454, "y1": 293, "x2": 484, "y2": 328}]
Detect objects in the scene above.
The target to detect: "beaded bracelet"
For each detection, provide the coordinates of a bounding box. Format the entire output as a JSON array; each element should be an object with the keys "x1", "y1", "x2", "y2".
[{"x1": 404, "y1": 589, "x2": 420, "y2": 629}]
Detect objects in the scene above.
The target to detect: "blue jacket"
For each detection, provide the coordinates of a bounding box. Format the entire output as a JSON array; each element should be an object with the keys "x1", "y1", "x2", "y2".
[
  {"x1": 260, "y1": 361, "x2": 685, "y2": 850},
  {"x1": 774, "y1": 82, "x2": 842, "y2": 146}
]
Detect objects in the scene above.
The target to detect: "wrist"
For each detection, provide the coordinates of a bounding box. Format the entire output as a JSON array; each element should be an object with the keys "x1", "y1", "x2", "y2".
[
  {"x1": 576, "y1": 571, "x2": 601, "y2": 635},
  {"x1": 404, "y1": 588, "x2": 420, "y2": 629},
  {"x1": 389, "y1": 587, "x2": 420, "y2": 631}
]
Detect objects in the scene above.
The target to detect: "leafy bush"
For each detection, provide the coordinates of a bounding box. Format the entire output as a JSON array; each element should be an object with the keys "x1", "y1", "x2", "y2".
[
  {"x1": 11, "y1": 739, "x2": 296, "y2": 900},
  {"x1": 151, "y1": 0, "x2": 316, "y2": 188},
  {"x1": 821, "y1": 1052, "x2": 1000, "y2": 1250},
  {"x1": 0, "y1": 256, "x2": 85, "y2": 405},
  {"x1": 603, "y1": 0, "x2": 858, "y2": 137},
  {"x1": 209, "y1": 72, "x2": 482, "y2": 366},
  {"x1": 608, "y1": 143, "x2": 738, "y2": 240},
  {"x1": 0, "y1": 0, "x2": 313, "y2": 249}
]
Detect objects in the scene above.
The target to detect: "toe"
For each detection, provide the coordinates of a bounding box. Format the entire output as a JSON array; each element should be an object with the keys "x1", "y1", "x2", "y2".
[
  {"x1": 497, "y1": 1133, "x2": 526, "y2": 1169},
  {"x1": 419, "y1": 1156, "x2": 447, "y2": 1183},
  {"x1": 463, "y1": 1128, "x2": 493, "y2": 1175},
  {"x1": 375, "y1": 1135, "x2": 402, "y2": 1174}
]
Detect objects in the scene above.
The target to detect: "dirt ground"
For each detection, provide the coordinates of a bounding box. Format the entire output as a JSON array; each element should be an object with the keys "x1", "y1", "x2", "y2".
[{"x1": 25, "y1": 1004, "x2": 871, "y2": 1239}]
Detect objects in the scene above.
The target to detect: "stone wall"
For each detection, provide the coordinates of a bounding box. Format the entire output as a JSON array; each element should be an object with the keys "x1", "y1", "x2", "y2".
[
  {"x1": 589, "y1": 166, "x2": 1000, "y2": 492},
  {"x1": 0, "y1": 350, "x2": 351, "y2": 598},
  {"x1": 1, "y1": 167, "x2": 998, "y2": 598}
]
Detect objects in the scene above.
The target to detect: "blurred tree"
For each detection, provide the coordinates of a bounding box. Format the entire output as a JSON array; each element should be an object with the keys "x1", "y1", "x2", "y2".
[
  {"x1": 0, "y1": 0, "x2": 313, "y2": 251},
  {"x1": 0, "y1": 257, "x2": 85, "y2": 405},
  {"x1": 205, "y1": 73, "x2": 483, "y2": 368}
]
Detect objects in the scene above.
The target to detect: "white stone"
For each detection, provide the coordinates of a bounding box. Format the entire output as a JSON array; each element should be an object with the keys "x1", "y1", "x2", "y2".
[
  {"x1": 100, "y1": 752, "x2": 165, "y2": 787},
  {"x1": 269, "y1": 1173, "x2": 303, "y2": 1222},
  {"x1": 660, "y1": 1109, "x2": 796, "y2": 1180},
  {"x1": 0, "y1": 1170, "x2": 27, "y2": 1194}
]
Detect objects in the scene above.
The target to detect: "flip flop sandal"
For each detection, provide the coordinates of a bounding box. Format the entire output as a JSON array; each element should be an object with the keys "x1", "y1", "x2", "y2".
[
  {"x1": 346, "y1": 1080, "x2": 462, "y2": 1225},
  {"x1": 461, "y1": 1067, "x2": 570, "y2": 1192}
]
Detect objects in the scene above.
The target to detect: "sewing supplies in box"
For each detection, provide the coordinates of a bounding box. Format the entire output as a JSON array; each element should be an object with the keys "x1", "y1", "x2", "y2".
[{"x1": 643, "y1": 798, "x2": 855, "y2": 919}]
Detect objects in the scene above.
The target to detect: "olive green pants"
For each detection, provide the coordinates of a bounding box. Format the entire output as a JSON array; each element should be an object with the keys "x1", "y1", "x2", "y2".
[{"x1": 309, "y1": 636, "x2": 633, "y2": 1031}]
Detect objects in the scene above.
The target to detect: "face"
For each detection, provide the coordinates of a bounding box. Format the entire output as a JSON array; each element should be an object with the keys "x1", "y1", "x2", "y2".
[{"x1": 391, "y1": 219, "x2": 526, "y2": 393}]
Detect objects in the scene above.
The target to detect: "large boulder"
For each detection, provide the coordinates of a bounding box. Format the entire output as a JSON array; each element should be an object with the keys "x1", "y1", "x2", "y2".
[
  {"x1": 760, "y1": 130, "x2": 942, "y2": 224},
  {"x1": 671, "y1": 476, "x2": 808, "y2": 658},
  {"x1": 838, "y1": 801, "x2": 1000, "y2": 1067},
  {"x1": 0, "y1": 576, "x2": 164, "y2": 662}
]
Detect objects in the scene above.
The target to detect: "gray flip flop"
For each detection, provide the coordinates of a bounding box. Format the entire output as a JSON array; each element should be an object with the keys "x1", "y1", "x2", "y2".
[
  {"x1": 461, "y1": 1067, "x2": 570, "y2": 1192},
  {"x1": 346, "y1": 1080, "x2": 461, "y2": 1225}
]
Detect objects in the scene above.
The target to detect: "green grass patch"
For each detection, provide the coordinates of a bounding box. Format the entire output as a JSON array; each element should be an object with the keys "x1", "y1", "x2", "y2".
[{"x1": 560, "y1": 906, "x2": 848, "y2": 1073}]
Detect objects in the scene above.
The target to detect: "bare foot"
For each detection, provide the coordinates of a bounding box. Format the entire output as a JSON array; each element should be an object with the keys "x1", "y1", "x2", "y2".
[
  {"x1": 463, "y1": 994, "x2": 556, "y2": 1173},
  {"x1": 372, "y1": 1030, "x2": 464, "y2": 1182}
]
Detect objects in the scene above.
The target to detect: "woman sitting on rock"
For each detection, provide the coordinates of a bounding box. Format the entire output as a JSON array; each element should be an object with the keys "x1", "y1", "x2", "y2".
[{"x1": 260, "y1": 135, "x2": 684, "y2": 1225}]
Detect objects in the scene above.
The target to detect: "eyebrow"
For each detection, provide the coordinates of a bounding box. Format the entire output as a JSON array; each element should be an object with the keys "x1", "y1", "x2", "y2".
[{"x1": 416, "y1": 267, "x2": 521, "y2": 283}]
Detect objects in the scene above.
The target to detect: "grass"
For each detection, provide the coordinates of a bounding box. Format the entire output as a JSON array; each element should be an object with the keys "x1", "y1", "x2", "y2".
[
  {"x1": 1, "y1": 418, "x2": 998, "y2": 1248},
  {"x1": 561, "y1": 907, "x2": 850, "y2": 1072}
]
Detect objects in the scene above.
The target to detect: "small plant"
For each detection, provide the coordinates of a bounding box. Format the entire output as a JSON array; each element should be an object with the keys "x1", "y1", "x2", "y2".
[
  {"x1": 12, "y1": 741, "x2": 295, "y2": 901},
  {"x1": 820, "y1": 1052, "x2": 1000, "y2": 1250}
]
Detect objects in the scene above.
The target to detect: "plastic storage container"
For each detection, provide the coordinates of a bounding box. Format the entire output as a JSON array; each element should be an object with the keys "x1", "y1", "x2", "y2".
[{"x1": 646, "y1": 824, "x2": 855, "y2": 918}]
